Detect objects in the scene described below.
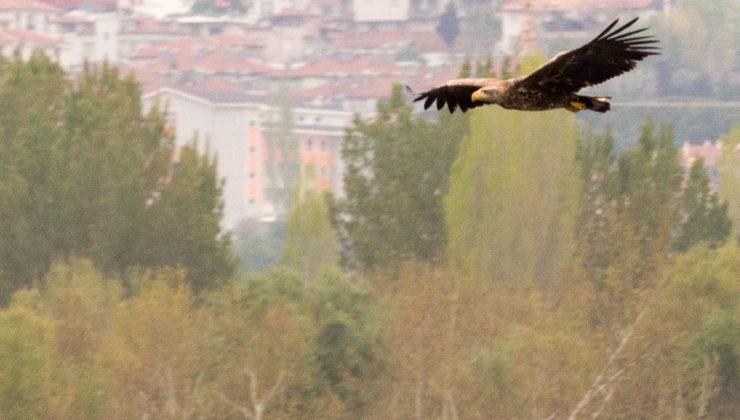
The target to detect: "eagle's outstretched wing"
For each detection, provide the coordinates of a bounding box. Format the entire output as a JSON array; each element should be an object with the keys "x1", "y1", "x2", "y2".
[
  {"x1": 513, "y1": 17, "x2": 659, "y2": 93},
  {"x1": 412, "y1": 78, "x2": 491, "y2": 113}
]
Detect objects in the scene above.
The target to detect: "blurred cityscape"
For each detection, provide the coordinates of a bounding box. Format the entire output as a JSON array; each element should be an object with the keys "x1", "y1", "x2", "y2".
[{"x1": 2, "y1": 0, "x2": 736, "y2": 231}]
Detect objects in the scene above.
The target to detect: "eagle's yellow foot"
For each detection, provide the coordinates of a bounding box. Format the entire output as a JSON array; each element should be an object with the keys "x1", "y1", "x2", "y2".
[{"x1": 566, "y1": 101, "x2": 587, "y2": 112}]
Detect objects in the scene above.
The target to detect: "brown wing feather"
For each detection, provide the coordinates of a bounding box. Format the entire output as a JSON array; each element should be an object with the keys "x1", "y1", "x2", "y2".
[
  {"x1": 513, "y1": 17, "x2": 659, "y2": 93},
  {"x1": 413, "y1": 78, "x2": 492, "y2": 113}
]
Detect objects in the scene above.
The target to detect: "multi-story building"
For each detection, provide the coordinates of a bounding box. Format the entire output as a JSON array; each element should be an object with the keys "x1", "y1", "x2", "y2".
[
  {"x1": 0, "y1": 26, "x2": 62, "y2": 59},
  {"x1": 498, "y1": 0, "x2": 659, "y2": 55},
  {"x1": 142, "y1": 86, "x2": 353, "y2": 231},
  {"x1": 0, "y1": 0, "x2": 60, "y2": 35}
]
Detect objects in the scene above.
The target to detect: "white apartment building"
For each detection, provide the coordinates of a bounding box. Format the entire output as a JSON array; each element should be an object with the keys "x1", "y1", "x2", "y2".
[{"x1": 142, "y1": 86, "x2": 352, "y2": 231}]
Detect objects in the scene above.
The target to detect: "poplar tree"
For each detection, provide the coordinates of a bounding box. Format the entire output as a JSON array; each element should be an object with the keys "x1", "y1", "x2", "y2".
[
  {"x1": 445, "y1": 56, "x2": 579, "y2": 285},
  {"x1": 281, "y1": 189, "x2": 339, "y2": 281},
  {"x1": 674, "y1": 159, "x2": 732, "y2": 251}
]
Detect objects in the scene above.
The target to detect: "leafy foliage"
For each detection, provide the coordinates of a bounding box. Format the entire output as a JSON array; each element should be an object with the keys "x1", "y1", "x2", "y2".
[
  {"x1": 0, "y1": 56, "x2": 234, "y2": 300},
  {"x1": 674, "y1": 159, "x2": 732, "y2": 251},
  {"x1": 281, "y1": 189, "x2": 339, "y2": 281},
  {"x1": 718, "y1": 125, "x2": 740, "y2": 239},
  {"x1": 264, "y1": 81, "x2": 300, "y2": 218},
  {"x1": 1, "y1": 48, "x2": 740, "y2": 420},
  {"x1": 445, "y1": 83, "x2": 580, "y2": 285},
  {"x1": 334, "y1": 84, "x2": 466, "y2": 268}
]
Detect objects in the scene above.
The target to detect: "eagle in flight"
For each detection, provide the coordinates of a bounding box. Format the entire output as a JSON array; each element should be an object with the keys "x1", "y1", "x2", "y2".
[{"x1": 413, "y1": 17, "x2": 659, "y2": 114}]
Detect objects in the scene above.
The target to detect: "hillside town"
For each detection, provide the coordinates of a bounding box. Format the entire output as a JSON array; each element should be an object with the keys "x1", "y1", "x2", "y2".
[{"x1": 0, "y1": 0, "x2": 682, "y2": 229}]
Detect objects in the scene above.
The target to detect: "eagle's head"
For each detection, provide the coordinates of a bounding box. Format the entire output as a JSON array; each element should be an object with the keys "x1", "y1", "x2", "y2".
[{"x1": 471, "y1": 85, "x2": 505, "y2": 104}]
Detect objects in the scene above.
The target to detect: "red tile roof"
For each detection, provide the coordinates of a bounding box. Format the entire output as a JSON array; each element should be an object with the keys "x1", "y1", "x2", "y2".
[
  {"x1": 285, "y1": 56, "x2": 400, "y2": 78},
  {"x1": 682, "y1": 141, "x2": 724, "y2": 167},
  {"x1": 194, "y1": 50, "x2": 277, "y2": 75},
  {"x1": 0, "y1": 0, "x2": 57, "y2": 11},
  {"x1": 294, "y1": 76, "x2": 401, "y2": 100},
  {"x1": 130, "y1": 37, "x2": 280, "y2": 83},
  {"x1": 502, "y1": 0, "x2": 654, "y2": 12},
  {"x1": 335, "y1": 29, "x2": 447, "y2": 53},
  {"x1": 0, "y1": 29, "x2": 61, "y2": 46},
  {"x1": 40, "y1": 0, "x2": 114, "y2": 7}
]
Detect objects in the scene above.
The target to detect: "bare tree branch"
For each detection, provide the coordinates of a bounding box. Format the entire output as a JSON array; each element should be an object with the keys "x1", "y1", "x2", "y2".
[
  {"x1": 216, "y1": 390, "x2": 253, "y2": 419},
  {"x1": 697, "y1": 354, "x2": 719, "y2": 418},
  {"x1": 263, "y1": 369, "x2": 286, "y2": 406},
  {"x1": 568, "y1": 304, "x2": 650, "y2": 420}
]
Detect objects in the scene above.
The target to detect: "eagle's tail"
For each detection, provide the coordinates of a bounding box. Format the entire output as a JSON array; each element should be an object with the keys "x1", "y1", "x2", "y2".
[{"x1": 569, "y1": 95, "x2": 612, "y2": 113}]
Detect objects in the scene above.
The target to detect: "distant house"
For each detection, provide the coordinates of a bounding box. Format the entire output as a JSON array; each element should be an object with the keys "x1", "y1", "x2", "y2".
[
  {"x1": 142, "y1": 86, "x2": 352, "y2": 230},
  {"x1": 257, "y1": 9, "x2": 322, "y2": 64},
  {"x1": 51, "y1": 10, "x2": 119, "y2": 68},
  {"x1": 353, "y1": 0, "x2": 411, "y2": 29},
  {"x1": 498, "y1": 0, "x2": 660, "y2": 55},
  {"x1": 0, "y1": 0, "x2": 60, "y2": 36},
  {"x1": 681, "y1": 140, "x2": 724, "y2": 190},
  {"x1": 0, "y1": 28, "x2": 61, "y2": 60}
]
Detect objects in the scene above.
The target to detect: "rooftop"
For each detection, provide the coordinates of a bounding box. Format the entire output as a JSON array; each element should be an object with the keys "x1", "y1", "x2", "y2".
[
  {"x1": 0, "y1": 29, "x2": 61, "y2": 46},
  {"x1": 285, "y1": 56, "x2": 401, "y2": 78},
  {"x1": 502, "y1": 0, "x2": 654, "y2": 12},
  {"x1": 0, "y1": 0, "x2": 58, "y2": 11}
]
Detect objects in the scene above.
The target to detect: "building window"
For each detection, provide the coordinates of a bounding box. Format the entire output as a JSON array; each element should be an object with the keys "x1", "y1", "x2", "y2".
[
  {"x1": 165, "y1": 111, "x2": 177, "y2": 126},
  {"x1": 249, "y1": 146, "x2": 256, "y2": 153},
  {"x1": 281, "y1": 38, "x2": 293, "y2": 51},
  {"x1": 320, "y1": 139, "x2": 327, "y2": 152},
  {"x1": 261, "y1": 1, "x2": 274, "y2": 15},
  {"x1": 306, "y1": 138, "x2": 314, "y2": 151},
  {"x1": 249, "y1": 198, "x2": 255, "y2": 204},
  {"x1": 249, "y1": 172, "x2": 256, "y2": 179}
]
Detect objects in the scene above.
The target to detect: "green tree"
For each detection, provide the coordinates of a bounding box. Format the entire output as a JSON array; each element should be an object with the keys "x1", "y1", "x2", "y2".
[
  {"x1": 98, "y1": 272, "x2": 211, "y2": 419},
  {"x1": 574, "y1": 127, "x2": 618, "y2": 279},
  {"x1": 474, "y1": 55, "x2": 494, "y2": 77},
  {"x1": 140, "y1": 143, "x2": 236, "y2": 292},
  {"x1": 10, "y1": 259, "x2": 120, "y2": 418},
  {"x1": 264, "y1": 81, "x2": 300, "y2": 218},
  {"x1": 458, "y1": 57, "x2": 471, "y2": 78},
  {"x1": 60, "y1": 64, "x2": 173, "y2": 274},
  {"x1": 718, "y1": 125, "x2": 740, "y2": 239},
  {"x1": 335, "y1": 84, "x2": 465, "y2": 268},
  {"x1": 598, "y1": 244, "x2": 740, "y2": 418},
  {"x1": 281, "y1": 189, "x2": 339, "y2": 281},
  {"x1": 616, "y1": 120, "x2": 683, "y2": 255},
  {"x1": 0, "y1": 53, "x2": 67, "y2": 303},
  {"x1": 0, "y1": 308, "x2": 58, "y2": 419},
  {"x1": 206, "y1": 267, "x2": 383, "y2": 418},
  {"x1": 0, "y1": 57, "x2": 235, "y2": 298},
  {"x1": 674, "y1": 159, "x2": 732, "y2": 251},
  {"x1": 445, "y1": 57, "x2": 579, "y2": 285},
  {"x1": 576, "y1": 120, "x2": 684, "y2": 290},
  {"x1": 307, "y1": 272, "x2": 383, "y2": 415}
]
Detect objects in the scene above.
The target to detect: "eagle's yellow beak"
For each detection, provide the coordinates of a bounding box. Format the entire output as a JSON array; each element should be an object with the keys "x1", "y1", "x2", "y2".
[{"x1": 471, "y1": 90, "x2": 488, "y2": 103}]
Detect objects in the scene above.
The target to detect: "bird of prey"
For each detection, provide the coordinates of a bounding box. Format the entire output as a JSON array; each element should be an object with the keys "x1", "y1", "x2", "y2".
[{"x1": 413, "y1": 17, "x2": 659, "y2": 114}]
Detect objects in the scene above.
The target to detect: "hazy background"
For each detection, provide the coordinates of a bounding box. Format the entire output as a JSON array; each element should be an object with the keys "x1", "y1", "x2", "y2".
[{"x1": 0, "y1": 0, "x2": 738, "y2": 418}]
